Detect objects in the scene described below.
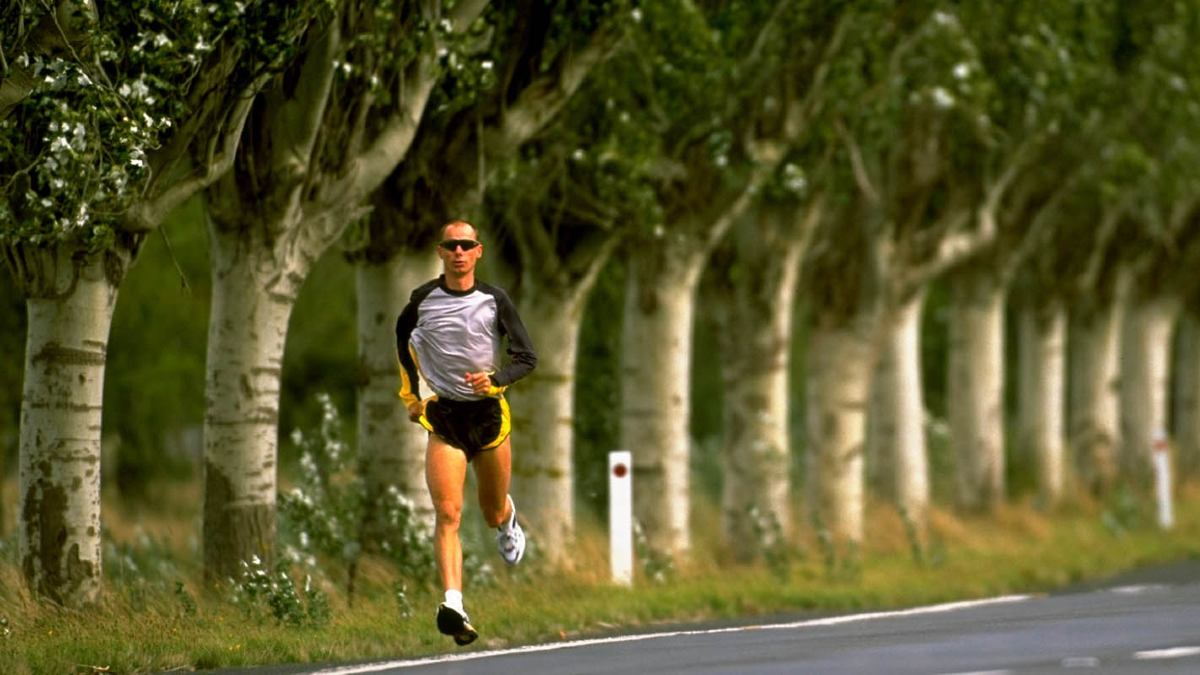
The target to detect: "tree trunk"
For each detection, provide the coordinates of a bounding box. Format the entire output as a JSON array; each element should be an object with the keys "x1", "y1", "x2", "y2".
[
  {"x1": 947, "y1": 269, "x2": 1006, "y2": 511},
  {"x1": 869, "y1": 292, "x2": 929, "y2": 526},
  {"x1": 621, "y1": 251, "x2": 702, "y2": 558},
  {"x1": 715, "y1": 250, "x2": 801, "y2": 560},
  {"x1": 202, "y1": 226, "x2": 305, "y2": 581},
  {"x1": 356, "y1": 251, "x2": 440, "y2": 544},
  {"x1": 805, "y1": 320, "x2": 872, "y2": 549},
  {"x1": 1068, "y1": 299, "x2": 1123, "y2": 495},
  {"x1": 1176, "y1": 310, "x2": 1200, "y2": 478},
  {"x1": 18, "y1": 252, "x2": 115, "y2": 606},
  {"x1": 1118, "y1": 292, "x2": 1179, "y2": 483},
  {"x1": 508, "y1": 293, "x2": 585, "y2": 565},
  {"x1": 1017, "y1": 302, "x2": 1066, "y2": 505}
]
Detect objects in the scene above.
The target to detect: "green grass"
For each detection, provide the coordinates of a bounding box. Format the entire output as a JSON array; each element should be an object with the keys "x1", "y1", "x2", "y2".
[{"x1": 2, "y1": 484, "x2": 1199, "y2": 674}]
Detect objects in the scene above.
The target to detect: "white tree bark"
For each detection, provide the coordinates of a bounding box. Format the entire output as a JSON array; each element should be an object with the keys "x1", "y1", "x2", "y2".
[
  {"x1": 1068, "y1": 294, "x2": 1124, "y2": 495},
  {"x1": 18, "y1": 252, "x2": 115, "y2": 606},
  {"x1": 947, "y1": 269, "x2": 1006, "y2": 510},
  {"x1": 868, "y1": 292, "x2": 929, "y2": 525},
  {"x1": 202, "y1": 224, "x2": 309, "y2": 580},
  {"x1": 806, "y1": 320, "x2": 872, "y2": 548},
  {"x1": 356, "y1": 251, "x2": 440, "y2": 540},
  {"x1": 715, "y1": 243, "x2": 802, "y2": 559},
  {"x1": 621, "y1": 250, "x2": 703, "y2": 557},
  {"x1": 1175, "y1": 310, "x2": 1200, "y2": 478},
  {"x1": 508, "y1": 293, "x2": 586, "y2": 564},
  {"x1": 1119, "y1": 292, "x2": 1179, "y2": 481},
  {"x1": 1017, "y1": 302, "x2": 1066, "y2": 505}
]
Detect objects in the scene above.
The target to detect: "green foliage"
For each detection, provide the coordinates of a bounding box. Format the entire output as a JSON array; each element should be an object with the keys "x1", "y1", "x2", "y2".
[
  {"x1": 748, "y1": 505, "x2": 792, "y2": 583},
  {"x1": 104, "y1": 200, "x2": 210, "y2": 494},
  {"x1": 574, "y1": 260, "x2": 625, "y2": 515},
  {"x1": 392, "y1": 581, "x2": 413, "y2": 619},
  {"x1": 633, "y1": 521, "x2": 674, "y2": 584},
  {"x1": 277, "y1": 393, "x2": 436, "y2": 587},
  {"x1": 174, "y1": 581, "x2": 198, "y2": 617},
  {"x1": 229, "y1": 555, "x2": 331, "y2": 628},
  {"x1": 1101, "y1": 485, "x2": 1147, "y2": 536},
  {"x1": 0, "y1": 0, "x2": 316, "y2": 255}
]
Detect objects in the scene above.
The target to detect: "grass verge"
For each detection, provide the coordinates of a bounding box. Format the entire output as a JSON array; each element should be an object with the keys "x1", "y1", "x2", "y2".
[{"x1": 1, "y1": 484, "x2": 1198, "y2": 674}]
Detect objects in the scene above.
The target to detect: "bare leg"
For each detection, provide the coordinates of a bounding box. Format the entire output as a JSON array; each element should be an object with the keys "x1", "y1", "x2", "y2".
[
  {"x1": 473, "y1": 435, "x2": 513, "y2": 528},
  {"x1": 426, "y1": 435, "x2": 469, "y2": 592}
]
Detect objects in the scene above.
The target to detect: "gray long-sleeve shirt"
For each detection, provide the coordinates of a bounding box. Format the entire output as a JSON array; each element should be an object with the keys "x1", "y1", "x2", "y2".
[{"x1": 395, "y1": 276, "x2": 537, "y2": 404}]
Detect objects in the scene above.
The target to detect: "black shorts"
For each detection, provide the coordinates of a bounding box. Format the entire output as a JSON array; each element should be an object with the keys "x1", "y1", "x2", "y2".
[{"x1": 419, "y1": 396, "x2": 510, "y2": 460}]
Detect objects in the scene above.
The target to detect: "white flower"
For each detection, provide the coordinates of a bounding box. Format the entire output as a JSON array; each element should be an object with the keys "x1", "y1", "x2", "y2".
[
  {"x1": 631, "y1": 8, "x2": 643, "y2": 23},
  {"x1": 930, "y1": 86, "x2": 955, "y2": 109},
  {"x1": 953, "y1": 62, "x2": 970, "y2": 80},
  {"x1": 481, "y1": 60, "x2": 494, "y2": 71},
  {"x1": 572, "y1": 148, "x2": 586, "y2": 161}
]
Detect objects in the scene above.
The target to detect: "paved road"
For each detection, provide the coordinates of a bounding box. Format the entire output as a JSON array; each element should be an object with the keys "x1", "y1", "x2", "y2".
[{"x1": 230, "y1": 561, "x2": 1200, "y2": 675}]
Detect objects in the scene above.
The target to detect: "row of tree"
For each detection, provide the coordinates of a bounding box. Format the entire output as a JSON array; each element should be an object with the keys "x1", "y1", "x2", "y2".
[{"x1": 3, "y1": 0, "x2": 1199, "y2": 608}]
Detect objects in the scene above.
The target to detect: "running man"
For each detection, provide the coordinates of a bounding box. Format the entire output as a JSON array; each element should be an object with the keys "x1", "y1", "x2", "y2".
[{"x1": 395, "y1": 220, "x2": 538, "y2": 646}]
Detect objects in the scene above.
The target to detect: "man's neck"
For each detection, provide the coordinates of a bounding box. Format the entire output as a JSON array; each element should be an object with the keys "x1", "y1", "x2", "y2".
[{"x1": 443, "y1": 271, "x2": 475, "y2": 291}]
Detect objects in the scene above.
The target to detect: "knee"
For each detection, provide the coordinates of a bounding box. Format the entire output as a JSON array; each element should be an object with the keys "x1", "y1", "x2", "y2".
[
  {"x1": 482, "y1": 500, "x2": 507, "y2": 529},
  {"x1": 432, "y1": 499, "x2": 463, "y2": 530}
]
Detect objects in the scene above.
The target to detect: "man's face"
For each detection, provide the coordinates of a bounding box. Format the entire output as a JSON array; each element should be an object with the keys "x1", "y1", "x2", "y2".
[{"x1": 438, "y1": 223, "x2": 483, "y2": 276}]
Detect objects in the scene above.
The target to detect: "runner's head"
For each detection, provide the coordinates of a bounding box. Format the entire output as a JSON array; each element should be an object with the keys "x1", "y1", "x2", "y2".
[{"x1": 438, "y1": 220, "x2": 483, "y2": 279}]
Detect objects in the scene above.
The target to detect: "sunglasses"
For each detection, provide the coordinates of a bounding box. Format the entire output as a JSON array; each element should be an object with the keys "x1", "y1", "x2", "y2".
[{"x1": 439, "y1": 239, "x2": 481, "y2": 252}]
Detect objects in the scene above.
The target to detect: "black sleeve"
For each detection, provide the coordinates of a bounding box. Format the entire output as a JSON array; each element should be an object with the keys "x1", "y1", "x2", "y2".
[
  {"x1": 395, "y1": 281, "x2": 437, "y2": 405},
  {"x1": 490, "y1": 288, "x2": 537, "y2": 387}
]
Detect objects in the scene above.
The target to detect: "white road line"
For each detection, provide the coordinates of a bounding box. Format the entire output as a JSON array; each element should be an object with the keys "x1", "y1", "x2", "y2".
[
  {"x1": 1109, "y1": 584, "x2": 1166, "y2": 595},
  {"x1": 314, "y1": 594, "x2": 1032, "y2": 674},
  {"x1": 1133, "y1": 646, "x2": 1200, "y2": 660}
]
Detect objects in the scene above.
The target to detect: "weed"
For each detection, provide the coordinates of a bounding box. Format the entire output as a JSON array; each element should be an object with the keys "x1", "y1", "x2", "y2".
[
  {"x1": 633, "y1": 521, "x2": 674, "y2": 584},
  {"x1": 1101, "y1": 484, "x2": 1149, "y2": 536},
  {"x1": 899, "y1": 507, "x2": 926, "y2": 566},
  {"x1": 174, "y1": 581, "x2": 197, "y2": 617},
  {"x1": 748, "y1": 506, "x2": 791, "y2": 582},
  {"x1": 279, "y1": 393, "x2": 438, "y2": 598},
  {"x1": 229, "y1": 555, "x2": 330, "y2": 629},
  {"x1": 813, "y1": 513, "x2": 861, "y2": 581},
  {"x1": 393, "y1": 581, "x2": 413, "y2": 619}
]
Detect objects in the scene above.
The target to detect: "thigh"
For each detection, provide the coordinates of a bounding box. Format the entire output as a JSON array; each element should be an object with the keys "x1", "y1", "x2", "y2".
[
  {"x1": 426, "y1": 434, "x2": 469, "y2": 511},
  {"x1": 472, "y1": 434, "x2": 511, "y2": 515}
]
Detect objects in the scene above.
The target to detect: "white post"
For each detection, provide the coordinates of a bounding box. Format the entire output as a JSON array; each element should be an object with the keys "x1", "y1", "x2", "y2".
[
  {"x1": 609, "y1": 450, "x2": 634, "y2": 585},
  {"x1": 1153, "y1": 430, "x2": 1174, "y2": 530}
]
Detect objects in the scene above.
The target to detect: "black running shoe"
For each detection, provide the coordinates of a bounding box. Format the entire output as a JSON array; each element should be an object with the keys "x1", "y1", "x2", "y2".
[{"x1": 436, "y1": 603, "x2": 478, "y2": 646}]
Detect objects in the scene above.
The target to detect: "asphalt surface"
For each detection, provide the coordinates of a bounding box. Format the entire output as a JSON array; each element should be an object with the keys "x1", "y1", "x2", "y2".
[{"x1": 214, "y1": 560, "x2": 1200, "y2": 675}]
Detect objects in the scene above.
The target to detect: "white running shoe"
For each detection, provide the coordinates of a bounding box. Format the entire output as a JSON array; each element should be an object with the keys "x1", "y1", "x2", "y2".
[{"x1": 496, "y1": 494, "x2": 526, "y2": 565}]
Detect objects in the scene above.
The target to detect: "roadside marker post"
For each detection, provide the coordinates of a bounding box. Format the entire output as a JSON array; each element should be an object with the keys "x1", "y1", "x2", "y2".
[
  {"x1": 1152, "y1": 430, "x2": 1174, "y2": 530},
  {"x1": 609, "y1": 450, "x2": 633, "y2": 586}
]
